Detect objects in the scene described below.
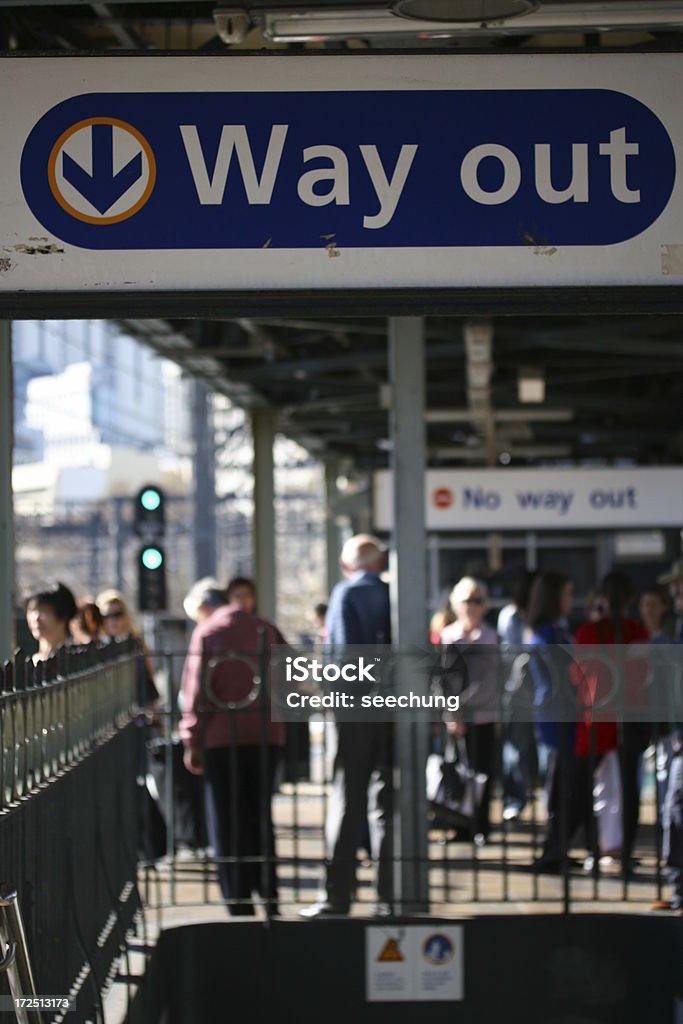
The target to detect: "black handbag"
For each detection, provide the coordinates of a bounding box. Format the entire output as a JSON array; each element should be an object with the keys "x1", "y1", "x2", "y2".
[{"x1": 426, "y1": 736, "x2": 487, "y2": 832}]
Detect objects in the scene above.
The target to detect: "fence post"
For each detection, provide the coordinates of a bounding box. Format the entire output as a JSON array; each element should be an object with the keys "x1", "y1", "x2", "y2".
[
  {"x1": 388, "y1": 316, "x2": 429, "y2": 915},
  {"x1": 0, "y1": 885, "x2": 43, "y2": 1024},
  {"x1": 0, "y1": 321, "x2": 14, "y2": 663}
]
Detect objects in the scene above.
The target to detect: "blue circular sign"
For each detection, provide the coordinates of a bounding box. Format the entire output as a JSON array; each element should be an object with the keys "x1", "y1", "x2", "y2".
[{"x1": 422, "y1": 933, "x2": 454, "y2": 966}]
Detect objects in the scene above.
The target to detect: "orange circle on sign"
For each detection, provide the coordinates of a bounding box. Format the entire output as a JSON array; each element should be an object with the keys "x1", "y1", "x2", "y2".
[
  {"x1": 47, "y1": 116, "x2": 156, "y2": 225},
  {"x1": 433, "y1": 487, "x2": 454, "y2": 509}
]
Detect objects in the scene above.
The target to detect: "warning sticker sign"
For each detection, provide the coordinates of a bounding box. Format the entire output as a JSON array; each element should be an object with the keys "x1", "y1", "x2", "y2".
[
  {"x1": 366, "y1": 925, "x2": 464, "y2": 1002},
  {"x1": 377, "y1": 937, "x2": 405, "y2": 963}
]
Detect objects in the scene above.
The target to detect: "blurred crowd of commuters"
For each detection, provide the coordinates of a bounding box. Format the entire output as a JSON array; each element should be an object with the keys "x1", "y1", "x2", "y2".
[
  {"x1": 429, "y1": 561, "x2": 682, "y2": 913},
  {"x1": 20, "y1": 538, "x2": 682, "y2": 918}
]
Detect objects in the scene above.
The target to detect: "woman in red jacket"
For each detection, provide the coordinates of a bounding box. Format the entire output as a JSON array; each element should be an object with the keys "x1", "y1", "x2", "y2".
[{"x1": 574, "y1": 571, "x2": 648, "y2": 876}]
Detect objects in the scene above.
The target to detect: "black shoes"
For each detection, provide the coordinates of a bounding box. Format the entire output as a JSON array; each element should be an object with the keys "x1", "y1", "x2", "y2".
[
  {"x1": 299, "y1": 901, "x2": 393, "y2": 919},
  {"x1": 299, "y1": 902, "x2": 349, "y2": 919},
  {"x1": 531, "y1": 852, "x2": 585, "y2": 874},
  {"x1": 531, "y1": 855, "x2": 562, "y2": 875},
  {"x1": 370, "y1": 902, "x2": 393, "y2": 919}
]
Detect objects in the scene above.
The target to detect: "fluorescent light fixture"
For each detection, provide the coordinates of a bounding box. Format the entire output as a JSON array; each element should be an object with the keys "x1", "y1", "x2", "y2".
[
  {"x1": 614, "y1": 531, "x2": 665, "y2": 558},
  {"x1": 518, "y1": 367, "x2": 545, "y2": 404},
  {"x1": 261, "y1": 2, "x2": 683, "y2": 41}
]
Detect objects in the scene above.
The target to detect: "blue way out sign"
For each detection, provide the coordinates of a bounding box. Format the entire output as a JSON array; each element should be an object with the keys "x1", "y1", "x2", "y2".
[
  {"x1": 2, "y1": 54, "x2": 682, "y2": 291},
  {"x1": 21, "y1": 87, "x2": 674, "y2": 250}
]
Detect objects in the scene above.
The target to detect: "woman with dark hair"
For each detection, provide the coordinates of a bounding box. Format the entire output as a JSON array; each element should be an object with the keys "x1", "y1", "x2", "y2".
[
  {"x1": 574, "y1": 570, "x2": 648, "y2": 875},
  {"x1": 70, "y1": 600, "x2": 105, "y2": 645},
  {"x1": 226, "y1": 577, "x2": 257, "y2": 614},
  {"x1": 25, "y1": 581, "x2": 78, "y2": 662},
  {"x1": 525, "y1": 571, "x2": 579, "y2": 873},
  {"x1": 526, "y1": 572, "x2": 574, "y2": 752},
  {"x1": 527, "y1": 571, "x2": 574, "y2": 645},
  {"x1": 498, "y1": 569, "x2": 538, "y2": 646},
  {"x1": 499, "y1": 569, "x2": 538, "y2": 821}
]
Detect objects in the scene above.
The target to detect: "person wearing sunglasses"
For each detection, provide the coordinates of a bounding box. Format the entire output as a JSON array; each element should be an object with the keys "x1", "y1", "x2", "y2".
[
  {"x1": 440, "y1": 577, "x2": 499, "y2": 844},
  {"x1": 96, "y1": 589, "x2": 159, "y2": 707},
  {"x1": 97, "y1": 588, "x2": 163, "y2": 861}
]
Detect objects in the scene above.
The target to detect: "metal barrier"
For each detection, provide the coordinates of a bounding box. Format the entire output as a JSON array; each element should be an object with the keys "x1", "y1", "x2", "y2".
[
  {"x1": 4, "y1": 636, "x2": 674, "y2": 1019},
  {"x1": 0, "y1": 886, "x2": 42, "y2": 1024},
  {"x1": 0, "y1": 641, "x2": 141, "y2": 1024},
  {"x1": 140, "y1": 642, "x2": 681, "y2": 919}
]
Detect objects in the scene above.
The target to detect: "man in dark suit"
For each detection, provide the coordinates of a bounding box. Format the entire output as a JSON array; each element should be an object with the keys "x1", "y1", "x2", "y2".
[{"x1": 301, "y1": 534, "x2": 393, "y2": 917}]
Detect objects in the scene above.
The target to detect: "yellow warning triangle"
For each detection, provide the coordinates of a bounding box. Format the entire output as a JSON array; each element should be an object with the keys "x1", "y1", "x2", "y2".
[{"x1": 377, "y1": 938, "x2": 404, "y2": 963}]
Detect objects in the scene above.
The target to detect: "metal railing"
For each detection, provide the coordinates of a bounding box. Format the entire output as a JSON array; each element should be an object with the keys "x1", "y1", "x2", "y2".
[
  {"x1": 0, "y1": 886, "x2": 42, "y2": 1024},
  {"x1": 0, "y1": 641, "x2": 142, "y2": 1023},
  {"x1": 0, "y1": 643, "x2": 138, "y2": 810}
]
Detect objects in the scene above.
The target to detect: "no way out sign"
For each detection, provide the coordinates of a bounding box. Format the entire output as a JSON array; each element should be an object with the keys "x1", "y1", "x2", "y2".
[{"x1": 1, "y1": 54, "x2": 682, "y2": 293}]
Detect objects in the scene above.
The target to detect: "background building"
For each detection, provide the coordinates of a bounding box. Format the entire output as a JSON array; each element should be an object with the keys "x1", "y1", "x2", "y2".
[{"x1": 12, "y1": 321, "x2": 327, "y2": 641}]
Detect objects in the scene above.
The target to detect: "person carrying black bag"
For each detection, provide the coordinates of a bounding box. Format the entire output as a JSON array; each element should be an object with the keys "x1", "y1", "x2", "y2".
[{"x1": 439, "y1": 577, "x2": 500, "y2": 846}]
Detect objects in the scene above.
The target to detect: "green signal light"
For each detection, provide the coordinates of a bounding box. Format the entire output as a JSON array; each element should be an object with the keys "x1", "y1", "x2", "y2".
[
  {"x1": 141, "y1": 547, "x2": 164, "y2": 571},
  {"x1": 140, "y1": 488, "x2": 162, "y2": 512}
]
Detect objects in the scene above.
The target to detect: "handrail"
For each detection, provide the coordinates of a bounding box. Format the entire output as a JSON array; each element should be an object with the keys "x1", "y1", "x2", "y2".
[
  {"x1": 0, "y1": 886, "x2": 42, "y2": 1024},
  {"x1": 0, "y1": 639, "x2": 139, "y2": 812}
]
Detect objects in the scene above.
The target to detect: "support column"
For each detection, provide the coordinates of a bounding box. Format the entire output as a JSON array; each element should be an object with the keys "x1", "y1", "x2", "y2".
[
  {"x1": 0, "y1": 322, "x2": 15, "y2": 662},
  {"x1": 251, "y1": 408, "x2": 277, "y2": 623},
  {"x1": 324, "y1": 459, "x2": 342, "y2": 598},
  {"x1": 388, "y1": 316, "x2": 429, "y2": 914},
  {"x1": 193, "y1": 379, "x2": 217, "y2": 579}
]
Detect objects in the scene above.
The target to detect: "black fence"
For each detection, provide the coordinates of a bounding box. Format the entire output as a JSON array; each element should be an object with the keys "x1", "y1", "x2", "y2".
[
  {"x1": 0, "y1": 636, "x2": 677, "y2": 1022},
  {"x1": 0, "y1": 641, "x2": 142, "y2": 1024},
  {"x1": 140, "y1": 641, "x2": 682, "y2": 918}
]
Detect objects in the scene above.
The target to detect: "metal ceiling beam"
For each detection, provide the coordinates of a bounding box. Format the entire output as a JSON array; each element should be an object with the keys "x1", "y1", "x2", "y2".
[
  {"x1": 426, "y1": 408, "x2": 574, "y2": 423},
  {"x1": 117, "y1": 317, "x2": 273, "y2": 409},
  {"x1": 90, "y1": 3, "x2": 144, "y2": 47},
  {"x1": 247, "y1": 318, "x2": 388, "y2": 337},
  {"x1": 13, "y1": 5, "x2": 95, "y2": 46},
  {"x1": 522, "y1": 331, "x2": 683, "y2": 360},
  {"x1": 431, "y1": 444, "x2": 572, "y2": 459},
  {"x1": 235, "y1": 317, "x2": 289, "y2": 359},
  {"x1": 118, "y1": 312, "x2": 683, "y2": 470},
  {"x1": 230, "y1": 338, "x2": 464, "y2": 382}
]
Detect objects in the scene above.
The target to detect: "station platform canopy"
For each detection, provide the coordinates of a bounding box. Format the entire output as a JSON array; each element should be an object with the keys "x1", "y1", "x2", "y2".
[{"x1": 120, "y1": 313, "x2": 683, "y2": 471}]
